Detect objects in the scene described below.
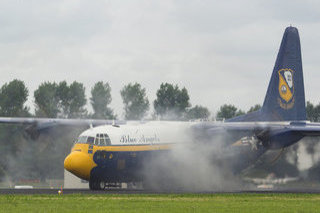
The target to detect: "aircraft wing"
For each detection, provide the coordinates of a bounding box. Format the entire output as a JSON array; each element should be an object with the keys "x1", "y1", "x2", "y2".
[
  {"x1": 283, "y1": 123, "x2": 320, "y2": 136},
  {"x1": 0, "y1": 117, "x2": 125, "y2": 127},
  {"x1": 192, "y1": 121, "x2": 320, "y2": 149},
  {"x1": 0, "y1": 117, "x2": 126, "y2": 139},
  {"x1": 194, "y1": 121, "x2": 320, "y2": 134}
]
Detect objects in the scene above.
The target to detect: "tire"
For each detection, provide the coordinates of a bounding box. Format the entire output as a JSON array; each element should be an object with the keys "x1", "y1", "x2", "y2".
[
  {"x1": 89, "y1": 177, "x2": 105, "y2": 190},
  {"x1": 99, "y1": 180, "x2": 106, "y2": 190},
  {"x1": 89, "y1": 178, "x2": 96, "y2": 190}
]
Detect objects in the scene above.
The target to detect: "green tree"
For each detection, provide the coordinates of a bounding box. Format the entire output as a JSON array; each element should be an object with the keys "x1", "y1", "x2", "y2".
[
  {"x1": 305, "y1": 101, "x2": 320, "y2": 166},
  {"x1": 0, "y1": 79, "x2": 29, "y2": 117},
  {"x1": 0, "y1": 79, "x2": 30, "y2": 182},
  {"x1": 0, "y1": 80, "x2": 90, "y2": 182},
  {"x1": 305, "y1": 101, "x2": 320, "y2": 122},
  {"x1": 56, "y1": 81, "x2": 69, "y2": 117},
  {"x1": 185, "y1": 105, "x2": 210, "y2": 120},
  {"x1": 306, "y1": 101, "x2": 315, "y2": 121},
  {"x1": 154, "y1": 83, "x2": 190, "y2": 120},
  {"x1": 56, "y1": 81, "x2": 87, "y2": 118},
  {"x1": 216, "y1": 104, "x2": 244, "y2": 120},
  {"x1": 247, "y1": 104, "x2": 261, "y2": 113},
  {"x1": 68, "y1": 82, "x2": 87, "y2": 118},
  {"x1": 121, "y1": 83, "x2": 149, "y2": 120},
  {"x1": 34, "y1": 82, "x2": 59, "y2": 118},
  {"x1": 90, "y1": 81, "x2": 115, "y2": 119}
]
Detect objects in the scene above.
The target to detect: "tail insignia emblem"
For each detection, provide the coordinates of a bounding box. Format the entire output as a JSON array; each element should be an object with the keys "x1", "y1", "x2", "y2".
[{"x1": 278, "y1": 68, "x2": 295, "y2": 109}]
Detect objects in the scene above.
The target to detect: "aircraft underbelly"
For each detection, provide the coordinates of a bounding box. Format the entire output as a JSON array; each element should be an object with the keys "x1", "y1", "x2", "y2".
[
  {"x1": 91, "y1": 150, "x2": 168, "y2": 182},
  {"x1": 89, "y1": 143, "x2": 266, "y2": 182},
  {"x1": 268, "y1": 131, "x2": 304, "y2": 149}
]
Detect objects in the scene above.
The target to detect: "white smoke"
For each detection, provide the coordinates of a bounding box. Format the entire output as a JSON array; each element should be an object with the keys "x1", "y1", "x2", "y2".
[{"x1": 140, "y1": 126, "x2": 248, "y2": 192}]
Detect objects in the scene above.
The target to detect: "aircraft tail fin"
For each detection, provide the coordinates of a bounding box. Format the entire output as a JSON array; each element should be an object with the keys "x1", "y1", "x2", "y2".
[
  {"x1": 229, "y1": 26, "x2": 306, "y2": 122},
  {"x1": 261, "y1": 26, "x2": 306, "y2": 121}
]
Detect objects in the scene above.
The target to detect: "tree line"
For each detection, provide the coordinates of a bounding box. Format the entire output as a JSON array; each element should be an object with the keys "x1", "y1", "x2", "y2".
[
  {"x1": 4, "y1": 79, "x2": 320, "y2": 121},
  {"x1": 0, "y1": 79, "x2": 274, "y2": 121},
  {"x1": 1, "y1": 79, "x2": 211, "y2": 120}
]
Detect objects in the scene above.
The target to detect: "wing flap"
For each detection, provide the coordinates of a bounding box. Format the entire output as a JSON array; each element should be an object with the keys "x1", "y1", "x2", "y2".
[{"x1": 286, "y1": 125, "x2": 320, "y2": 136}]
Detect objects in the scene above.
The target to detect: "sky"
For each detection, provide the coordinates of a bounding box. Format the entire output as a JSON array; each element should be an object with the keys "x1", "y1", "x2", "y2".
[{"x1": 1, "y1": 0, "x2": 320, "y2": 119}]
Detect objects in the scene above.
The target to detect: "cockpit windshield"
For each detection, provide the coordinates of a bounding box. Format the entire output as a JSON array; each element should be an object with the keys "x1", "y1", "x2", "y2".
[
  {"x1": 76, "y1": 134, "x2": 111, "y2": 146},
  {"x1": 78, "y1": 136, "x2": 87, "y2": 143},
  {"x1": 87, "y1": 137, "x2": 95, "y2": 144},
  {"x1": 94, "y1": 134, "x2": 111, "y2": 146}
]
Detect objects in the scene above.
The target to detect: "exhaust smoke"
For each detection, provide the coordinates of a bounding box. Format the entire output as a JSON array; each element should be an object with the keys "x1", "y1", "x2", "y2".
[{"x1": 140, "y1": 124, "x2": 248, "y2": 192}]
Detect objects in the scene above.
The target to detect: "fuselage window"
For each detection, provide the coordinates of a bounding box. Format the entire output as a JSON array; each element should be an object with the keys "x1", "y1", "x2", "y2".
[{"x1": 87, "y1": 137, "x2": 95, "y2": 144}]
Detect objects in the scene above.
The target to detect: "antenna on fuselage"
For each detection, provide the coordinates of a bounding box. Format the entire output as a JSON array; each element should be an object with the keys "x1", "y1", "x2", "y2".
[{"x1": 112, "y1": 120, "x2": 120, "y2": 128}]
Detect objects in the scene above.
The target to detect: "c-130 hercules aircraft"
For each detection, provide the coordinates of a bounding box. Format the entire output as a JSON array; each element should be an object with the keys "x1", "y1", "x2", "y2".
[{"x1": 1, "y1": 26, "x2": 320, "y2": 190}]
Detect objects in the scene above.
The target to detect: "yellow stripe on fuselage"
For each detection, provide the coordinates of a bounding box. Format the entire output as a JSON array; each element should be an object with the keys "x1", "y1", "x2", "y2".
[{"x1": 72, "y1": 143, "x2": 172, "y2": 153}]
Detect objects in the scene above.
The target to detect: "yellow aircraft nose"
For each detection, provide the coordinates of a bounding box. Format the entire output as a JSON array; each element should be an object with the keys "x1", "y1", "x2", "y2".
[{"x1": 64, "y1": 151, "x2": 96, "y2": 180}]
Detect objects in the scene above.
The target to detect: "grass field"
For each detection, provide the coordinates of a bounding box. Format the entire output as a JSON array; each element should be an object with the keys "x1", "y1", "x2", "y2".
[{"x1": 0, "y1": 193, "x2": 319, "y2": 212}]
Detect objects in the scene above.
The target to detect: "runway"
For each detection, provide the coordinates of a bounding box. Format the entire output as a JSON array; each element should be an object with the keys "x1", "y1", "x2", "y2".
[
  {"x1": 2, "y1": 188, "x2": 320, "y2": 194},
  {"x1": 0, "y1": 188, "x2": 147, "y2": 194}
]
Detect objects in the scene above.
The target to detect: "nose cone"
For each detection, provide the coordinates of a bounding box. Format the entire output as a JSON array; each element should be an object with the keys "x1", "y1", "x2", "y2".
[{"x1": 64, "y1": 151, "x2": 96, "y2": 180}]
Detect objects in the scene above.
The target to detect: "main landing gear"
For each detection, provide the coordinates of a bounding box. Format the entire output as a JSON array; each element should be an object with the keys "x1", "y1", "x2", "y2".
[
  {"x1": 89, "y1": 178, "x2": 106, "y2": 190},
  {"x1": 89, "y1": 177, "x2": 122, "y2": 190}
]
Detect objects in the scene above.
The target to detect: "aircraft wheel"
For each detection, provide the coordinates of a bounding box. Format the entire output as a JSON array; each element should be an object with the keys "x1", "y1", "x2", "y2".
[
  {"x1": 89, "y1": 178, "x2": 96, "y2": 190},
  {"x1": 99, "y1": 181, "x2": 106, "y2": 190},
  {"x1": 89, "y1": 178, "x2": 105, "y2": 190}
]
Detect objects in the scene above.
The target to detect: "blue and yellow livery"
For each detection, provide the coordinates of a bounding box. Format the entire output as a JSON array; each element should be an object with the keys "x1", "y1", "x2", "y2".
[{"x1": 64, "y1": 121, "x2": 194, "y2": 190}]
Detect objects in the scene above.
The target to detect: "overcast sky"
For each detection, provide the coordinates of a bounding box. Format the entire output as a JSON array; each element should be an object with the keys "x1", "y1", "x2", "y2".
[{"x1": 1, "y1": 0, "x2": 320, "y2": 118}]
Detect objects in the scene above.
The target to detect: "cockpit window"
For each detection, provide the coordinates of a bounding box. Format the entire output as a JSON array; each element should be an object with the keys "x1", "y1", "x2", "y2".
[
  {"x1": 78, "y1": 136, "x2": 87, "y2": 143},
  {"x1": 100, "y1": 138, "x2": 106, "y2": 146},
  {"x1": 87, "y1": 137, "x2": 95, "y2": 144},
  {"x1": 96, "y1": 133, "x2": 111, "y2": 146},
  {"x1": 94, "y1": 137, "x2": 99, "y2": 145},
  {"x1": 104, "y1": 134, "x2": 111, "y2": 144},
  {"x1": 76, "y1": 133, "x2": 111, "y2": 146}
]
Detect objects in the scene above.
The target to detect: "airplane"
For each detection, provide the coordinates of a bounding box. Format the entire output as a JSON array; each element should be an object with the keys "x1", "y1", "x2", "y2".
[
  {"x1": 62, "y1": 26, "x2": 320, "y2": 190},
  {"x1": 2, "y1": 26, "x2": 320, "y2": 190}
]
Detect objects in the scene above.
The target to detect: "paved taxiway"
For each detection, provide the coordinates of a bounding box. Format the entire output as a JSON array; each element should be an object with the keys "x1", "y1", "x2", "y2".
[{"x1": 2, "y1": 188, "x2": 320, "y2": 194}]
